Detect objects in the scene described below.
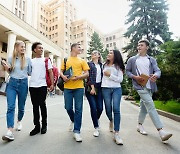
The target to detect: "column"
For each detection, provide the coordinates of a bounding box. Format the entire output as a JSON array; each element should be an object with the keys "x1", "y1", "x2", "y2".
[
  {"x1": 56, "y1": 56, "x2": 61, "y2": 72},
  {"x1": 6, "y1": 31, "x2": 17, "y2": 59},
  {"x1": 25, "y1": 41, "x2": 32, "y2": 58}
]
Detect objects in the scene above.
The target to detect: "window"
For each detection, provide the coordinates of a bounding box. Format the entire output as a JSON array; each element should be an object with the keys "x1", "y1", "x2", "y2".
[
  {"x1": 46, "y1": 19, "x2": 48, "y2": 23},
  {"x1": 113, "y1": 35, "x2": 116, "y2": 39},
  {"x1": 74, "y1": 35, "x2": 76, "y2": 39},
  {"x1": 41, "y1": 15, "x2": 43, "y2": 19},
  {"x1": 52, "y1": 26, "x2": 54, "y2": 30},
  {"x1": 113, "y1": 42, "x2": 116, "y2": 46},
  {"x1": 66, "y1": 40, "x2": 68, "y2": 45},
  {"x1": 55, "y1": 25, "x2": 58, "y2": 29},
  {"x1": 106, "y1": 44, "x2": 109, "y2": 48},
  {"x1": 81, "y1": 41, "x2": 83, "y2": 45},
  {"x1": 43, "y1": 25, "x2": 45, "y2": 29},
  {"x1": 77, "y1": 26, "x2": 79, "y2": 30},
  {"x1": 49, "y1": 35, "x2": 51, "y2": 39},
  {"x1": 40, "y1": 23, "x2": 42, "y2": 27},
  {"x1": 110, "y1": 43, "x2": 112, "y2": 47},
  {"x1": 106, "y1": 37, "x2": 108, "y2": 41},
  {"x1": 16, "y1": 0, "x2": 18, "y2": 5},
  {"x1": 22, "y1": 13, "x2": 24, "y2": 20},
  {"x1": 46, "y1": 27, "x2": 48, "y2": 31},
  {"x1": 52, "y1": 18, "x2": 54, "y2": 22},
  {"x1": 23, "y1": 1, "x2": 25, "y2": 11},
  {"x1": 52, "y1": 34, "x2": 54, "y2": 38},
  {"x1": 19, "y1": 11, "x2": 21, "y2": 18},
  {"x1": 49, "y1": 27, "x2": 51, "y2": 31},
  {"x1": 19, "y1": 0, "x2": 22, "y2": 8},
  {"x1": 70, "y1": 35, "x2": 72, "y2": 39},
  {"x1": 81, "y1": 33, "x2": 83, "y2": 37},
  {"x1": 50, "y1": 20, "x2": 51, "y2": 24},
  {"x1": 109, "y1": 37, "x2": 112, "y2": 40},
  {"x1": 77, "y1": 34, "x2": 79, "y2": 38},
  {"x1": 65, "y1": 32, "x2": 68, "y2": 36},
  {"x1": 73, "y1": 27, "x2": 76, "y2": 32},
  {"x1": 55, "y1": 41, "x2": 58, "y2": 44},
  {"x1": 65, "y1": 24, "x2": 68, "y2": 28},
  {"x1": 15, "y1": 8, "x2": 17, "y2": 15},
  {"x1": 70, "y1": 27, "x2": 72, "y2": 31},
  {"x1": 55, "y1": 17, "x2": 58, "y2": 21},
  {"x1": 55, "y1": 33, "x2": 58, "y2": 37}
]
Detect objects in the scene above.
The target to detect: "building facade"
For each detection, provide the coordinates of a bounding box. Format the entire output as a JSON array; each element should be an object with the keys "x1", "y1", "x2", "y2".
[
  {"x1": 104, "y1": 28, "x2": 129, "y2": 60},
  {"x1": 0, "y1": 0, "x2": 63, "y2": 82}
]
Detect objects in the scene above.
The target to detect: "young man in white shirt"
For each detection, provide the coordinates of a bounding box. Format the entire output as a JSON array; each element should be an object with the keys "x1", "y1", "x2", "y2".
[
  {"x1": 126, "y1": 39, "x2": 172, "y2": 142},
  {"x1": 29, "y1": 42, "x2": 54, "y2": 136}
]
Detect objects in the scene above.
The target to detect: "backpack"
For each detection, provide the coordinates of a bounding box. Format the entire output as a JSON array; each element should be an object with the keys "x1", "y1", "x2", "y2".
[{"x1": 45, "y1": 58, "x2": 59, "y2": 87}]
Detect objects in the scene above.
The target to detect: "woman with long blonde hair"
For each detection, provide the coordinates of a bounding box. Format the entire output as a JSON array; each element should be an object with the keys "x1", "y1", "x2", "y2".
[{"x1": 1, "y1": 40, "x2": 32, "y2": 141}]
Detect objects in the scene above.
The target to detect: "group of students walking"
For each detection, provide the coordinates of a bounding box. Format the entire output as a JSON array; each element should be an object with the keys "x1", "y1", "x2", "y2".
[{"x1": 1, "y1": 39, "x2": 172, "y2": 145}]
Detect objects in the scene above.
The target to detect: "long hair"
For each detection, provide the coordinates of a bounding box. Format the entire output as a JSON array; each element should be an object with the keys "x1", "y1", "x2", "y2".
[
  {"x1": 91, "y1": 50, "x2": 103, "y2": 63},
  {"x1": 11, "y1": 40, "x2": 26, "y2": 71},
  {"x1": 105, "y1": 50, "x2": 125, "y2": 71}
]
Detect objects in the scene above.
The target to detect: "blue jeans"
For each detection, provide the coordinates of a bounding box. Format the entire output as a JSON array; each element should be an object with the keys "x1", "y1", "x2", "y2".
[
  {"x1": 137, "y1": 88, "x2": 163, "y2": 129},
  {"x1": 85, "y1": 83, "x2": 103, "y2": 128},
  {"x1": 102, "y1": 87, "x2": 122, "y2": 131},
  {"x1": 6, "y1": 77, "x2": 28, "y2": 128},
  {"x1": 64, "y1": 88, "x2": 84, "y2": 134}
]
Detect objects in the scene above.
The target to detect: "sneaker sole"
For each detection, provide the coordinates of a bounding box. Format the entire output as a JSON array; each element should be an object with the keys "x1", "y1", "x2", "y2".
[
  {"x1": 113, "y1": 138, "x2": 123, "y2": 145},
  {"x1": 161, "y1": 134, "x2": 173, "y2": 141},
  {"x1": 73, "y1": 136, "x2": 82, "y2": 142},
  {"x1": 137, "y1": 129, "x2": 148, "y2": 135},
  {"x1": 2, "y1": 136, "x2": 14, "y2": 141}
]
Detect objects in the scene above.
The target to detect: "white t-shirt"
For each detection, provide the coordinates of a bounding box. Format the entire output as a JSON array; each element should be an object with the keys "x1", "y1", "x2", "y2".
[
  {"x1": 136, "y1": 56, "x2": 151, "y2": 89},
  {"x1": 95, "y1": 63, "x2": 101, "y2": 83},
  {"x1": 29, "y1": 58, "x2": 53, "y2": 87},
  {"x1": 101, "y1": 64, "x2": 123, "y2": 88}
]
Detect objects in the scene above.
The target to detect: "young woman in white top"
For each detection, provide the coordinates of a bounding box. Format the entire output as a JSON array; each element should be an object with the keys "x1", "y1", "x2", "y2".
[{"x1": 101, "y1": 50, "x2": 125, "y2": 145}]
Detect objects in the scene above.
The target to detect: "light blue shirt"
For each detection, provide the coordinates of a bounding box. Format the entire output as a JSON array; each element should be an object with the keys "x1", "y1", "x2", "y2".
[{"x1": 8, "y1": 57, "x2": 32, "y2": 79}]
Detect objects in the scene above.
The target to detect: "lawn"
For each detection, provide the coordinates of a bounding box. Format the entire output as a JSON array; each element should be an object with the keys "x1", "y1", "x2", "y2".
[
  {"x1": 136, "y1": 100, "x2": 180, "y2": 115},
  {"x1": 154, "y1": 100, "x2": 180, "y2": 116}
]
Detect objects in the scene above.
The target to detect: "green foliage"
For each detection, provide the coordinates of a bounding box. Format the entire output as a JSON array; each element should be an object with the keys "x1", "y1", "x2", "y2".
[
  {"x1": 102, "y1": 48, "x2": 109, "y2": 61},
  {"x1": 87, "y1": 32, "x2": 104, "y2": 60},
  {"x1": 156, "y1": 40, "x2": 180, "y2": 101},
  {"x1": 154, "y1": 100, "x2": 180, "y2": 115},
  {"x1": 124, "y1": 0, "x2": 172, "y2": 57}
]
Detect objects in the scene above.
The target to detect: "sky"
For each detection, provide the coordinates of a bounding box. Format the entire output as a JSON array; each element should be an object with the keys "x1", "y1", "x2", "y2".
[{"x1": 43, "y1": 0, "x2": 180, "y2": 38}]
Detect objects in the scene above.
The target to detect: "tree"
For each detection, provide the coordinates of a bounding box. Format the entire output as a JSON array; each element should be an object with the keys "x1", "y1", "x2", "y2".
[
  {"x1": 102, "y1": 48, "x2": 109, "y2": 60},
  {"x1": 87, "y1": 32, "x2": 104, "y2": 60},
  {"x1": 156, "y1": 40, "x2": 180, "y2": 102},
  {"x1": 124, "y1": 0, "x2": 172, "y2": 57}
]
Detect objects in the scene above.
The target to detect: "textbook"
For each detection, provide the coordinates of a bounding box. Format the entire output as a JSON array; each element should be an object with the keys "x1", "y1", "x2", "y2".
[
  {"x1": 137, "y1": 74, "x2": 150, "y2": 87},
  {"x1": 64, "y1": 66, "x2": 73, "y2": 78}
]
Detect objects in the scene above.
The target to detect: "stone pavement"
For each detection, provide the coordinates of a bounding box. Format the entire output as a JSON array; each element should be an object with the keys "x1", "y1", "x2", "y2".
[{"x1": 0, "y1": 95, "x2": 180, "y2": 154}]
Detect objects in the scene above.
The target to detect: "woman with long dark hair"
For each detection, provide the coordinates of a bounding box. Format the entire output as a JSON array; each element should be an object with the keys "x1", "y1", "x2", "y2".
[
  {"x1": 85, "y1": 50, "x2": 103, "y2": 137},
  {"x1": 101, "y1": 50, "x2": 125, "y2": 145}
]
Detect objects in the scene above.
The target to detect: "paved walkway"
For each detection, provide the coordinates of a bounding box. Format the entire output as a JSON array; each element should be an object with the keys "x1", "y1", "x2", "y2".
[{"x1": 0, "y1": 95, "x2": 180, "y2": 154}]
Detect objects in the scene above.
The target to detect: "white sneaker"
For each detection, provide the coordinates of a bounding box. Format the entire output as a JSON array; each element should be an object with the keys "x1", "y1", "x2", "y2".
[
  {"x1": 137, "y1": 124, "x2": 147, "y2": 135},
  {"x1": 159, "y1": 129, "x2": 172, "y2": 141},
  {"x1": 93, "y1": 128, "x2": 100, "y2": 137},
  {"x1": 109, "y1": 121, "x2": 113, "y2": 132},
  {"x1": 2, "y1": 130, "x2": 14, "y2": 141},
  {"x1": 16, "y1": 121, "x2": 22, "y2": 131},
  {"x1": 73, "y1": 133, "x2": 82, "y2": 142},
  {"x1": 114, "y1": 133, "x2": 123, "y2": 145},
  {"x1": 69, "y1": 122, "x2": 74, "y2": 132}
]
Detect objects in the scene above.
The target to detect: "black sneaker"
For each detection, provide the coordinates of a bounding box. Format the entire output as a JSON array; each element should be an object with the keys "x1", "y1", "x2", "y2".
[
  {"x1": 30, "y1": 126, "x2": 40, "y2": 136},
  {"x1": 41, "y1": 126, "x2": 47, "y2": 134}
]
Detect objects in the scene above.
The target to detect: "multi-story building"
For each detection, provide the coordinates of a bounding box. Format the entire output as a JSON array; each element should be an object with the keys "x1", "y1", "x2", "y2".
[
  {"x1": 0, "y1": 0, "x2": 63, "y2": 82},
  {"x1": 104, "y1": 28, "x2": 129, "y2": 60},
  {"x1": 71, "y1": 19, "x2": 104, "y2": 59},
  {"x1": 38, "y1": 0, "x2": 77, "y2": 56}
]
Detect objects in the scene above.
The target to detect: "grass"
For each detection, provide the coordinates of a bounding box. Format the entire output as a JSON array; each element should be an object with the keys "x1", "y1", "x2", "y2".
[
  {"x1": 154, "y1": 100, "x2": 180, "y2": 116},
  {"x1": 136, "y1": 100, "x2": 180, "y2": 116}
]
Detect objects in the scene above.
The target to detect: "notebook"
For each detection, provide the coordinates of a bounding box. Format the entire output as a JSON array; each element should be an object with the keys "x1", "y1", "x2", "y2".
[
  {"x1": 64, "y1": 66, "x2": 73, "y2": 79},
  {"x1": 137, "y1": 74, "x2": 150, "y2": 87}
]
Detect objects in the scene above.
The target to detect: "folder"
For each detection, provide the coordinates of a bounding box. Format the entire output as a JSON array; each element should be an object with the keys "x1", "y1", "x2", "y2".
[
  {"x1": 137, "y1": 74, "x2": 150, "y2": 87},
  {"x1": 64, "y1": 66, "x2": 73, "y2": 79}
]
